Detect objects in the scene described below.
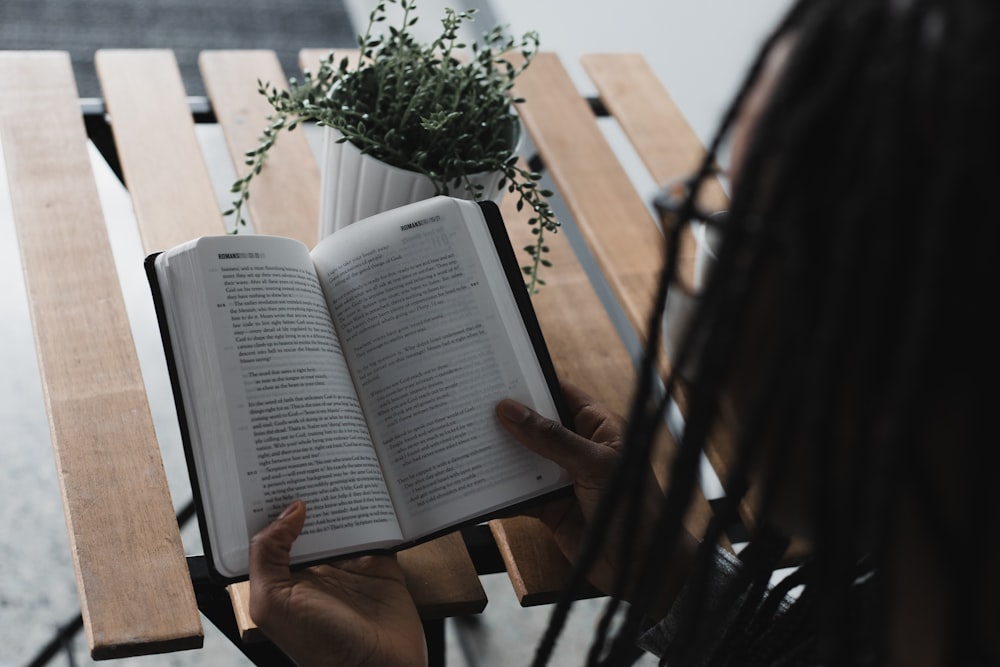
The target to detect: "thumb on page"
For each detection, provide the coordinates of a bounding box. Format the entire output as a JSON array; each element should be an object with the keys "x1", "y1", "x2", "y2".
[
  {"x1": 249, "y1": 500, "x2": 306, "y2": 609},
  {"x1": 496, "y1": 399, "x2": 615, "y2": 481}
]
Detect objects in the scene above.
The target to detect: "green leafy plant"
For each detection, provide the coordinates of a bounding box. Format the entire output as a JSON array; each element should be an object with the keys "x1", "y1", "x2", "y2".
[{"x1": 226, "y1": 0, "x2": 559, "y2": 293}]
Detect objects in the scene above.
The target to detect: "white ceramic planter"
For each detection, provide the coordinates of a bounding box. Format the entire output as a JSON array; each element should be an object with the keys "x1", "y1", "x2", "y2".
[{"x1": 318, "y1": 128, "x2": 509, "y2": 237}]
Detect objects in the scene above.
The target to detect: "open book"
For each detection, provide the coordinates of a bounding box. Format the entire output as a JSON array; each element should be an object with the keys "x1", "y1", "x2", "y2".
[{"x1": 146, "y1": 197, "x2": 572, "y2": 582}]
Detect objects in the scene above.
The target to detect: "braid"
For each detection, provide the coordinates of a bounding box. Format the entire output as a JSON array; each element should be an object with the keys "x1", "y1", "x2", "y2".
[
  {"x1": 535, "y1": 0, "x2": 998, "y2": 664},
  {"x1": 563, "y1": 2, "x2": 827, "y2": 663},
  {"x1": 530, "y1": 214, "x2": 677, "y2": 667},
  {"x1": 767, "y1": 8, "x2": 903, "y2": 660},
  {"x1": 533, "y1": 12, "x2": 810, "y2": 660}
]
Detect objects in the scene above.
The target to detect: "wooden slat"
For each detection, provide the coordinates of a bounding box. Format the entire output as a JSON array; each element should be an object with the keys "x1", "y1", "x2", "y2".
[
  {"x1": 582, "y1": 56, "x2": 813, "y2": 565},
  {"x1": 95, "y1": 49, "x2": 225, "y2": 249},
  {"x1": 225, "y1": 583, "x2": 260, "y2": 642},
  {"x1": 491, "y1": 54, "x2": 730, "y2": 603},
  {"x1": 581, "y1": 53, "x2": 728, "y2": 213},
  {"x1": 489, "y1": 170, "x2": 638, "y2": 603},
  {"x1": 488, "y1": 153, "x2": 718, "y2": 604},
  {"x1": 581, "y1": 53, "x2": 729, "y2": 453},
  {"x1": 198, "y1": 50, "x2": 320, "y2": 245},
  {"x1": 0, "y1": 51, "x2": 202, "y2": 658},
  {"x1": 511, "y1": 52, "x2": 664, "y2": 340},
  {"x1": 581, "y1": 54, "x2": 748, "y2": 501},
  {"x1": 198, "y1": 50, "x2": 486, "y2": 636},
  {"x1": 394, "y1": 532, "x2": 487, "y2": 618},
  {"x1": 582, "y1": 53, "x2": 728, "y2": 301}
]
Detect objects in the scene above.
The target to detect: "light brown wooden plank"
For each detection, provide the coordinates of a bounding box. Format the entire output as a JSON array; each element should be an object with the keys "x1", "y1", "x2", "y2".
[
  {"x1": 0, "y1": 51, "x2": 202, "y2": 658},
  {"x1": 488, "y1": 162, "x2": 632, "y2": 605},
  {"x1": 581, "y1": 56, "x2": 813, "y2": 564},
  {"x1": 198, "y1": 49, "x2": 486, "y2": 635},
  {"x1": 395, "y1": 532, "x2": 487, "y2": 619},
  {"x1": 582, "y1": 52, "x2": 728, "y2": 300},
  {"x1": 489, "y1": 156, "x2": 717, "y2": 605},
  {"x1": 510, "y1": 52, "x2": 664, "y2": 340},
  {"x1": 225, "y1": 583, "x2": 261, "y2": 642},
  {"x1": 491, "y1": 518, "x2": 600, "y2": 607},
  {"x1": 581, "y1": 54, "x2": 749, "y2": 510},
  {"x1": 95, "y1": 49, "x2": 225, "y2": 250},
  {"x1": 199, "y1": 50, "x2": 320, "y2": 245},
  {"x1": 581, "y1": 53, "x2": 729, "y2": 213}
]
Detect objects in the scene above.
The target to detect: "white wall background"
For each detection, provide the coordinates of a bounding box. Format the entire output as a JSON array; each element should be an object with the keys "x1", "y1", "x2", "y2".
[{"x1": 489, "y1": 0, "x2": 793, "y2": 146}]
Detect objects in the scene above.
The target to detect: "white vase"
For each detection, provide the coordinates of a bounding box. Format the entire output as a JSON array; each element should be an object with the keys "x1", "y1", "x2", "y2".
[{"x1": 318, "y1": 128, "x2": 510, "y2": 237}]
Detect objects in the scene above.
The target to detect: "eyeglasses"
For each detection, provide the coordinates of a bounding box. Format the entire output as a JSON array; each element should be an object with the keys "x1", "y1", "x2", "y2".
[
  {"x1": 652, "y1": 173, "x2": 728, "y2": 296},
  {"x1": 655, "y1": 173, "x2": 728, "y2": 377}
]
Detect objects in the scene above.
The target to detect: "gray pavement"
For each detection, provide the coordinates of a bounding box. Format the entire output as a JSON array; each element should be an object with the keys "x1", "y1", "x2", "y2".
[{"x1": 0, "y1": 0, "x2": 356, "y2": 98}]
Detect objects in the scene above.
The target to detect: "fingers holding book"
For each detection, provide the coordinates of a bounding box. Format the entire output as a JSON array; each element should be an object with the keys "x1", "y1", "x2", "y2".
[{"x1": 249, "y1": 501, "x2": 427, "y2": 667}]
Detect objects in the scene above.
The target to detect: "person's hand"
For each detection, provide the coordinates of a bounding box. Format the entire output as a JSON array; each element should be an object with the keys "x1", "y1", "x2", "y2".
[
  {"x1": 249, "y1": 501, "x2": 427, "y2": 667},
  {"x1": 497, "y1": 383, "x2": 693, "y2": 614}
]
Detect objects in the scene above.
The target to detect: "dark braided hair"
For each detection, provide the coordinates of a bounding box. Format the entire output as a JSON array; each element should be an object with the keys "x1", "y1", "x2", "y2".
[{"x1": 533, "y1": 0, "x2": 998, "y2": 664}]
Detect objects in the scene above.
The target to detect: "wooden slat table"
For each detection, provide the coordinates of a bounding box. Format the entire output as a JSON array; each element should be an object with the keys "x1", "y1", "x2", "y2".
[{"x1": 1, "y1": 47, "x2": 724, "y2": 660}]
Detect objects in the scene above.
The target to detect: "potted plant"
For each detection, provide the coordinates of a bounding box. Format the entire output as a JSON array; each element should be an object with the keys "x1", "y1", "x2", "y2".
[{"x1": 226, "y1": 0, "x2": 559, "y2": 292}]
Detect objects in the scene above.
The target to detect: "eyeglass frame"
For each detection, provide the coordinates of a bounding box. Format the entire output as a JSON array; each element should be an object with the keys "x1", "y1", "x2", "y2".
[{"x1": 651, "y1": 173, "x2": 729, "y2": 297}]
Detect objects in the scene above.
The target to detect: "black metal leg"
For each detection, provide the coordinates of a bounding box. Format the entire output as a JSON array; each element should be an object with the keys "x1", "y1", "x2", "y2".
[
  {"x1": 423, "y1": 618, "x2": 446, "y2": 667},
  {"x1": 23, "y1": 614, "x2": 83, "y2": 667}
]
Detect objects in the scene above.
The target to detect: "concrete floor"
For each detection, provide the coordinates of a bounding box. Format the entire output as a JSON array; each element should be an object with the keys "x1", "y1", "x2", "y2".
[{"x1": 0, "y1": 1, "x2": 791, "y2": 665}]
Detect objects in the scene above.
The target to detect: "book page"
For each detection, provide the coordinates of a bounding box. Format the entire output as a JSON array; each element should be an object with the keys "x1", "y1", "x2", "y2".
[
  {"x1": 311, "y1": 198, "x2": 569, "y2": 540},
  {"x1": 165, "y1": 236, "x2": 403, "y2": 576}
]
